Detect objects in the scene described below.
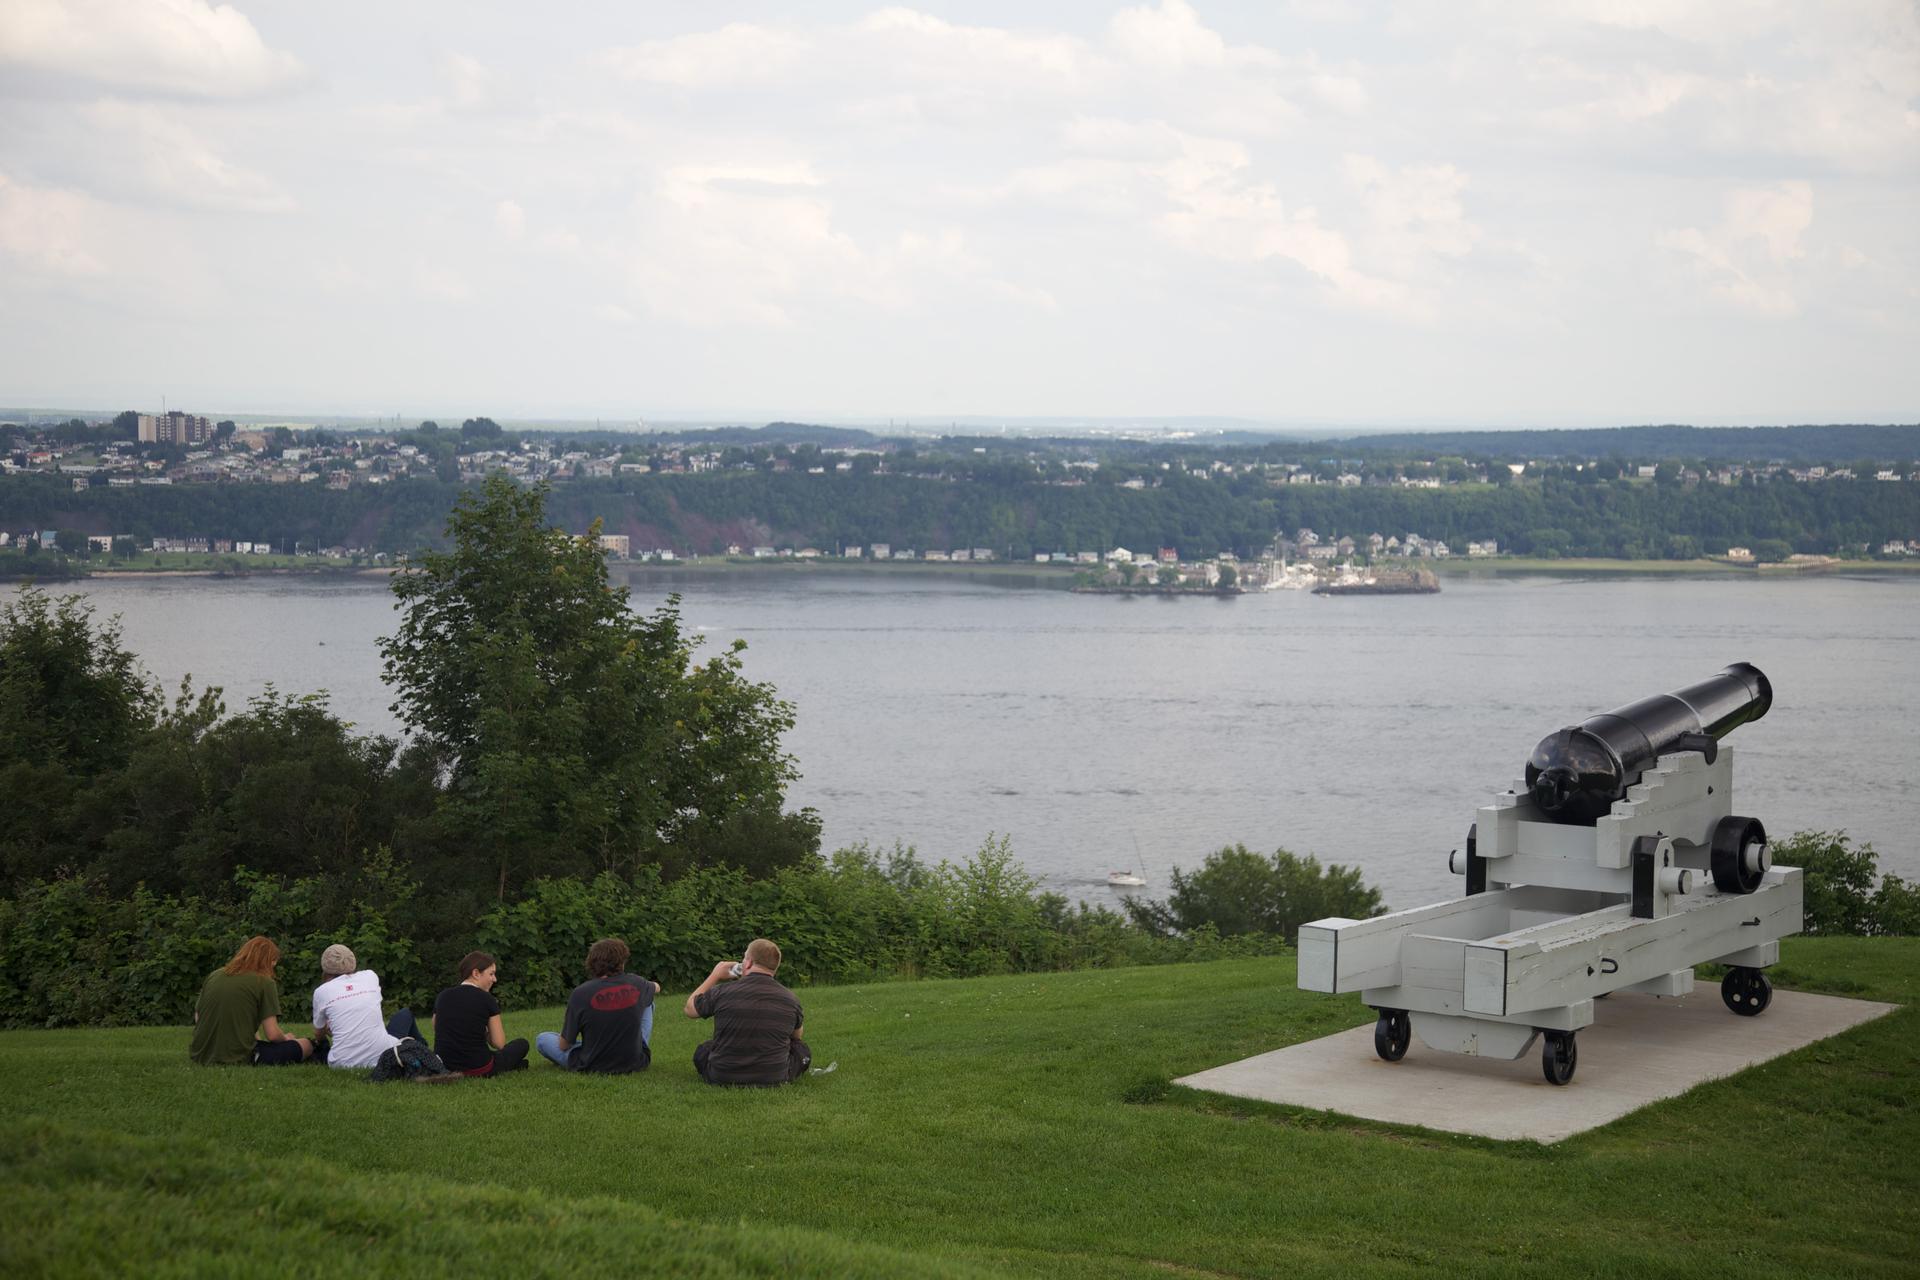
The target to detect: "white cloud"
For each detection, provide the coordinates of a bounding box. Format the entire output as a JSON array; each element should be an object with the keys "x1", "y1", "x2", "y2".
[
  {"x1": 604, "y1": 22, "x2": 810, "y2": 88},
  {"x1": 1108, "y1": 0, "x2": 1230, "y2": 72},
  {"x1": 1657, "y1": 181, "x2": 1812, "y2": 316},
  {"x1": 605, "y1": 155, "x2": 1055, "y2": 329},
  {"x1": 1308, "y1": 72, "x2": 1369, "y2": 114},
  {"x1": 310, "y1": 255, "x2": 371, "y2": 295},
  {"x1": 1419, "y1": 0, "x2": 1920, "y2": 174},
  {"x1": 1158, "y1": 175, "x2": 1409, "y2": 315},
  {"x1": 438, "y1": 51, "x2": 522, "y2": 115},
  {"x1": 623, "y1": 160, "x2": 884, "y2": 327},
  {"x1": 1345, "y1": 155, "x2": 1476, "y2": 261},
  {"x1": 0, "y1": 0, "x2": 303, "y2": 96},
  {"x1": 84, "y1": 101, "x2": 294, "y2": 213},
  {"x1": 1022, "y1": 119, "x2": 1464, "y2": 317},
  {"x1": 859, "y1": 8, "x2": 1104, "y2": 93},
  {"x1": 413, "y1": 263, "x2": 473, "y2": 302},
  {"x1": 0, "y1": 172, "x2": 108, "y2": 275},
  {"x1": 1044, "y1": 117, "x2": 1399, "y2": 311},
  {"x1": 494, "y1": 199, "x2": 525, "y2": 238}
]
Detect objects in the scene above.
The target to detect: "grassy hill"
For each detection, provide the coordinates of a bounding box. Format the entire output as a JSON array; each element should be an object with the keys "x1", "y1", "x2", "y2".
[{"x1": 3, "y1": 939, "x2": 1915, "y2": 1278}]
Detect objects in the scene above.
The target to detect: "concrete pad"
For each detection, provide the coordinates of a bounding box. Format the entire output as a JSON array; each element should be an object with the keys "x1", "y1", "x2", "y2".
[{"x1": 1174, "y1": 990, "x2": 1896, "y2": 1143}]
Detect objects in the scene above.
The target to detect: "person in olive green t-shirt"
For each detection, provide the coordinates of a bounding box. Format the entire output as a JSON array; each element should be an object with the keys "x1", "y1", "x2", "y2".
[{"x1": 188, "y1": 935, "x2": 317, "y2": 1066}]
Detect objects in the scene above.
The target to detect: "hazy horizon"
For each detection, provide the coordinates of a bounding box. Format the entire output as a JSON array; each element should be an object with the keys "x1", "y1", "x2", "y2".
[{"x1": 7, "y1": 406, "x2": 1917, "y2": 440}]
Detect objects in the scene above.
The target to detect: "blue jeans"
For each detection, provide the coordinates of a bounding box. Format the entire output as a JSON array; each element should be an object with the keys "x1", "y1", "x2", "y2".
[{"x1": 536, "y1": 1006, "x2": 652, "y2": 1067}]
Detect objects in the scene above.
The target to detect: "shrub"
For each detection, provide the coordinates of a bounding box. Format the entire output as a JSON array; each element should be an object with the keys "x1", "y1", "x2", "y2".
[
  {"x1": 1123, "y1": 844, "x2": 1383, "y2": 942},
  {"x1": 1776, "y1": 831, "x2": 1918, "y2": 937},
  {"x1": 0, "y1": 834, "x2": 1300, "y2": 1030}
]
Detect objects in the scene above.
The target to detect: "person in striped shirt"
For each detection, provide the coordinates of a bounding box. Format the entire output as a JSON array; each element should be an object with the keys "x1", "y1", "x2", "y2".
[{"x1": 684, "y1": 937, "x2": 811, "y2": 1086}]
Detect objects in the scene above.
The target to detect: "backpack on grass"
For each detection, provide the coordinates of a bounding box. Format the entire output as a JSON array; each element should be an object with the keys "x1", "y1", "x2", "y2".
[{"x1": 367, "y1": 1037, "x2": 457, "y2": 1084}]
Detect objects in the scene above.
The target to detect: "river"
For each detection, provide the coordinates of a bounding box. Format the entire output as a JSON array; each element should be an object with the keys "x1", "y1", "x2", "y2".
[{"x1": 34, "y1": 570, "x2": 1920, "y2": 909}]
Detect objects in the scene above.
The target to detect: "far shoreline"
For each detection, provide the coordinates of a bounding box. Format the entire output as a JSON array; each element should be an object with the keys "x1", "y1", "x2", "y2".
[
  {"x1": 1433, "y1": 556, "x2": 1920, "y2": 577},
  {"x1": 11, "y1": 555, "x2": 1920, "y2": 586}
]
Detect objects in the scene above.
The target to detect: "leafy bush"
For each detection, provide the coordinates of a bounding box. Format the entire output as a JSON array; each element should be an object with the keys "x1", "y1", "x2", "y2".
[
  {"x1": 1776, "y1": 831, "x2": 1919, "y2": 937},
  {"x1": 0, "y1": 834, "x2": 1291, "y2": 1030},
  {"x1": 1122, "y1": 844, "x2": 1384, "y2": 942},
  {"x1": 0, "y1": 854, "x2": 431, "y2": 1030}
]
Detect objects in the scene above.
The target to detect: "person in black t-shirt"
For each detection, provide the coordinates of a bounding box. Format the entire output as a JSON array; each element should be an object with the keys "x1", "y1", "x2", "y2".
[
  {"x1": 535, "y1": 938, "x2": 659, "y2": 1074},
  {"x1": 431, "y1": 950, "x2": 530, "y2": 1077},
  {"x1": 684, "y1": 937, "x2": 811, "y2": 1086}
]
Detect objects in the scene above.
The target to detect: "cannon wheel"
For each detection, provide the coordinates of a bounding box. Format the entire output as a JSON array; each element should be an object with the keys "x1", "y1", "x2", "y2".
[
  {"x1": 1541, "y1": 1030, "x2": 1577, "y2": 1086},
  {"x1": 1710, "y1": 815, "x2": 1768, "y2": 894},
  {"x1": 1373, "y1": 1009, "x2": 1411, "y2": 1062},
  {"x1": 1721, "y1": 966, "x2": 1773, "y2": 1016}
]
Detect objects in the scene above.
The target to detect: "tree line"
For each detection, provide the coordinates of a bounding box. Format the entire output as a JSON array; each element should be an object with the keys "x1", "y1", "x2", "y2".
[{"x1": 5, "y1": 466, "x2": 1918, "y2": 563}]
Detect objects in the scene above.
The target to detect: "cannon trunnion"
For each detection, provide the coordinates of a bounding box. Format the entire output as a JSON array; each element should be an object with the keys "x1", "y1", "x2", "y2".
[{"x1": 1299, "y1": 664, "x2": 1802, "y2": 1086}]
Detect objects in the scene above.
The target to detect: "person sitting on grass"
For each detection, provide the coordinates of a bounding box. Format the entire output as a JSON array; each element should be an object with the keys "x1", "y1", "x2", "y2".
[
  {"x1": 535, "y1": 938, "x2": 659, "y2": 1074},
  {"x1": 188, "y1": 935, "x2": 316, "y2": 1066},
  {"x1": 432, "y1": 950, "x2": 529, "y2": 1077},
  {"x1": 311, "y1": 943, "x2": 426, "y2": 1070},
  {"x1": 684, "y1": 937, "x2": 811, "y2": 1086}
]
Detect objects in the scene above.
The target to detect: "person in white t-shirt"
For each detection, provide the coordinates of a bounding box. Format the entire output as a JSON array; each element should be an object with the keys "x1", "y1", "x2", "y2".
[{"x1": 310, "y1": 943, "x2": 425, "y2": 1070}]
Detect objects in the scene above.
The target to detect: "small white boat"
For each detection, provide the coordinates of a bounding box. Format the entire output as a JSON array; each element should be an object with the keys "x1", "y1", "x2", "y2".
[{"x1": 1107, "y1": 870, "x2": 1147, "y2": 887}]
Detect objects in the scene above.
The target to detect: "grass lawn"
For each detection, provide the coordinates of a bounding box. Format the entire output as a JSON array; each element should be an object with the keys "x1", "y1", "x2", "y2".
[{"x1": 3, "y1": 938, "x2": 1915, "y2": 1278}]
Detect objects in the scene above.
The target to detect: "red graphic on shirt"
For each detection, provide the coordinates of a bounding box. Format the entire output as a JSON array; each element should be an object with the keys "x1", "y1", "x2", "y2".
[{"x1": 590, "y1": 985, "x2": 640, "y2": 1012}]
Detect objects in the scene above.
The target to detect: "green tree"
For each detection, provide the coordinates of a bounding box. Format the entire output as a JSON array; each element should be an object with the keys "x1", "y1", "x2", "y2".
[
  {"x1": 380, "y1": 476, "x2": 813, "y2": 897},
  {"x1": 0, "y1": 588, "x2": 166, "y2": 887},
  {"x1": 1216, "y1": 563, "x2": 1238, "y2": 589},
  {"x1": 0, "y1": 588, "x2": 156, "y2": 776}
]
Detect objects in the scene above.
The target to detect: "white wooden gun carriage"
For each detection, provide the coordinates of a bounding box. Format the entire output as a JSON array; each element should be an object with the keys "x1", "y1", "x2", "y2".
[{"x1": 1298, "y1": 664, "x2": 1802, "y2": 1085}]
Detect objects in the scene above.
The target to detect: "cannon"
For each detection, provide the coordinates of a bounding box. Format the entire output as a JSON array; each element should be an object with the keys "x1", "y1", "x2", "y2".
[
  {"x1": 1298, "y1": 665, "x2": 1802, "y2": 1086},
  {"x1": 1526, "y1": 662, "x2": 1771, "y2": 823}
]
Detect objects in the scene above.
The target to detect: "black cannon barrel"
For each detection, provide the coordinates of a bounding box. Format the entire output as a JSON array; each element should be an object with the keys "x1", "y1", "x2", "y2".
[{"x1": 1524, "y1": 663, "x2": 1772, "y2": 824}]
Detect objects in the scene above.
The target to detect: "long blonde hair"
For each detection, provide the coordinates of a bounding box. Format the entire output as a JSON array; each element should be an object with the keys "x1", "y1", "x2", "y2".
[{"x1": 223, "y1": 935, "x2": 281, "y2": 978}]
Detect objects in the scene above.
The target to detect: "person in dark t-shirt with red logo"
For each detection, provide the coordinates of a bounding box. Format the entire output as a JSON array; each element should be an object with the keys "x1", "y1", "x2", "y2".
[
  {"x1": 684, "y1": 937, "x2": 811, "y2": 1086},
  {"x1": 535, "y1": 938, "x2": 659, "y2": 1074}
]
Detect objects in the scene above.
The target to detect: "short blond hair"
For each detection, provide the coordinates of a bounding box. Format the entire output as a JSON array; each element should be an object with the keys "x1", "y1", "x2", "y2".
[{"x1": 745, "y1": 938, "x2": 781, "y2": 972}]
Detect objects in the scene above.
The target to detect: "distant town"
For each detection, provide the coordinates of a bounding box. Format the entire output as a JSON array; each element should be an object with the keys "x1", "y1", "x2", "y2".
[{"x1": 2, "y1": 412, "x2": 1917, "y2": 570}]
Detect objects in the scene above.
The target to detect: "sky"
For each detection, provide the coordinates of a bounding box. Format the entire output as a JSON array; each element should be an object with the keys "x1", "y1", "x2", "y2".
[{"x1": 1, "y1": 0, "x2": 1916, "y2": 427}]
